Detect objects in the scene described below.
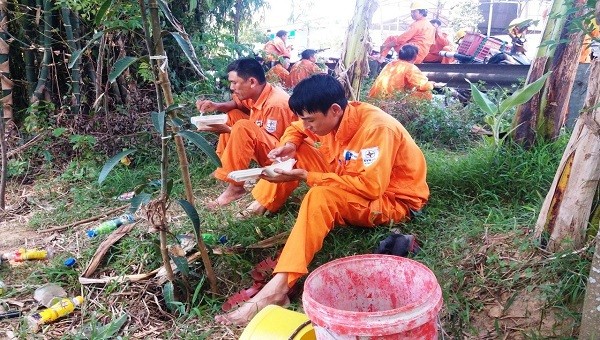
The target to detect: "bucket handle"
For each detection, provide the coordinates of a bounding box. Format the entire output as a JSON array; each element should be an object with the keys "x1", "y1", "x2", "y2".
[{"x1": 287, "y1": 320, "x2": 313, "y2": 340}]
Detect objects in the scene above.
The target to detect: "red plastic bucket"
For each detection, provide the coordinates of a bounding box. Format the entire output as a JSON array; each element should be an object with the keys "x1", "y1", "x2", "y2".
[{"x1": 302, "y1": 254, "x2": 443, "y2": 339}]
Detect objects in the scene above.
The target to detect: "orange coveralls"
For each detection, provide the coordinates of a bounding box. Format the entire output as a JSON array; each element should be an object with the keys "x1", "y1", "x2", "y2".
[
  {"x1": 213, "y1": 84, "x2": 296, "y2": 184},
  {"x1": 289, "y1": 60, "x2": 325, "y2": 87},
  {"x1": 264, "y1": 36, "x2": 292, "y2": 61},
  {"x1": 423, "y1": 31, "x2": 453, "y2": 63},
  {"x1": 251, "y1": 102, "x2": 429, "y2": 285},
  {"x1": 579, "y1": 23, "x2": 599, "y2": 63},
  {"x1": 367, "y1": 59, "x2": 433, "y2": 100},
  {"x1": 266, "y1": 64, "x2": 291, "y2": 88},
  {"x1": 380, "y1": 18, "x2": 435, "y2": 64}
]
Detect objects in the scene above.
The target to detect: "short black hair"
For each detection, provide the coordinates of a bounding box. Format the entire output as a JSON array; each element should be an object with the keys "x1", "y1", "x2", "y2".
[
  {"x1": 430, "y1": 19, "x2": 441, "y2": 26},
  {"x1": 276, "y1": 30, "x2": 288, "y2": 38},
  {"x1": 301, "y1": 49, "x2": 317, "y2": 60},
  {"x1": 398, "y1": 44, "x2": 419, "y2": 61},
  {"x1": 288, "y1": 74, "x2": 348, "y2": 116},
  {"x1": 418, "y1": 9, "x2": 428, "y2": 16},
  {"x1": 226, "y1": 58, "x2": 266, "y2": 84}
]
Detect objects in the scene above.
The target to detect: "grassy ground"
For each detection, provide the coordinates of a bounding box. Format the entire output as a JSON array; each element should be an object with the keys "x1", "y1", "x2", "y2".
[{"x1": 0, "y1": 97, "x2": 591, "y2": 339}]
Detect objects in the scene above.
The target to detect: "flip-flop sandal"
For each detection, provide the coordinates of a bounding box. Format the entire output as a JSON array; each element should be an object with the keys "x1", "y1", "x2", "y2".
[
  {"x1": 250, "y1": 257, "x2": 278, "y2": 283},
  {"x1": 374, "y1": 234, "x2": 420, "y2": 257},
  {"x1": 221, "y1": 282, "x2": 264, "y2": 312}
]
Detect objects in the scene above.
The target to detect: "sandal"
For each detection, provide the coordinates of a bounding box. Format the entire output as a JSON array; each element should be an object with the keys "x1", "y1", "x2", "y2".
[
  {"x1": 235, "y1": 201, "x2": 268, "y2": 220},
  {"x1": 250, "y1": 257, "x2": 277, "y2": 283},
  {"x1": 221, "y1": 282, "x2": 264, "y2": 312}
]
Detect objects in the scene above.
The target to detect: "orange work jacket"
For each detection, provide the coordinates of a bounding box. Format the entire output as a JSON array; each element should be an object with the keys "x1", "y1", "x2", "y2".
[
  {"x1": 289, "y1": 60, "x2": 324, "y2": 88},
  {"x1": 266, "y1": 64, "x2": 291, "y2": 88},
  {"x1": 368, "y1": 60, "x2": 433, "y2": 100},
  {"x1": 232, "y1": 83, "x2": 296, "y2": 140},
  {"x1": 264, "y1": 36, "x2": 291, "y2": 61},
  {"x1": 423, "y1": 31, "x2": 452, "y2": 63},
  {"x1": 280, "y1": 102, "x2": 429, "y2": 210},
  {"x1": 380, "y1": 18, "x2": 435, "y2": 64}
]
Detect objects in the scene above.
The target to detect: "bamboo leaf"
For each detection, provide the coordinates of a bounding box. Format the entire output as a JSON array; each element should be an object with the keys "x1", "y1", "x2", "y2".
[
  {"x1": 157, "y1": 0, "x2": 179, "y2": 28},
  {"x1": 98, "y1": 149, "x2": 136, "y2": 185},
  {"x1": 169, "y1": 32, "x2": 205, "y2": 78},
  {"x1": 163, "y1": 282, "x2": 181, "y2": 312},
  {"x1": 68, "y1": 31, "x2": 104, "y2": 69},
  {"x1": 109, "y1": 56, "x2": 138, "y2": 84},
  {"x1": 170, "y1": 254, "x2": 190, "y2": 276},
  {"x1": 499, "y1": 72, "x2": 551, "y2": 114},
  {"x1": 177, "y1": 131, "x2": 221, "y2": 167},
  {"x1": 94, "y1": 0, "x2": 115, "y2": 26},
  {"x1": 466, "y1": 79, "x2": 497, "y2": 115},
  {"x1": 94, "y1": 314, "x2": 127, "y2": 338},
  {"x1": 176, "y1": 199, "x2": 201, "y2": 240},
  {"x1": 151, "y1": 111, "x2": 166, "y2": 136},
  {"x1": 129, "y1": 192, "x2": 151, "y2": 214}
]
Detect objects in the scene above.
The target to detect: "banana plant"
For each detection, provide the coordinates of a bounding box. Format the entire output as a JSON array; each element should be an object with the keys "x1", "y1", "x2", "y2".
[{"x1": 466, "y1": 71, "x2": 551, "y2": 147}]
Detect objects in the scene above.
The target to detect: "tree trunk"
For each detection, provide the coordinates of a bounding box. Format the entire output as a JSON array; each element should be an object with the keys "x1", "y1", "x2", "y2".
[
  {"x1": 23, "y1": 0, "x2": 37, "y2": 98},
  {"x1": 533, "y1": 56, "x2": 600, "y2": 252},
  {"x1": 0, "y1": 0, "x2": 9, "y2": 210},
  {"x1": 512, "y1": 0, "x2": 586, "y2": 147},
  {"x1": 61, "y1": 6, "x2": 81, "y2": 116},
  {"x1": 580, "y1": 233, "x2": 600, "y2": 338},
  {"x1": 30, "y1": 0, "x2": 52, "y2": 104},
  {"x1": 142, "y1": 0, "x2": 217, "y2": 294},
  {"x1": 335, "y1": 0, "x2": 378, "y2": 100}
]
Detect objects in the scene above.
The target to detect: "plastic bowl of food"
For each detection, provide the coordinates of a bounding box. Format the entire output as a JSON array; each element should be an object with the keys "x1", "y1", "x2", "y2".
[{"x1": 191, "y1": 114, "x2": 228, "y2": 127}]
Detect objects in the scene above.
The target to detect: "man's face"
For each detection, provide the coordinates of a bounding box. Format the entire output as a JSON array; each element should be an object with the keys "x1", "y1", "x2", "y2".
[
  {"x1": 410, "y1": 10, "x2": 420, "y2": 20},
  {"x1": 228, "y1": 71, "x2": 253, "y2": 100},
  {"x1": 299, "y1": 105, "x2": 342, "y2": 136}
]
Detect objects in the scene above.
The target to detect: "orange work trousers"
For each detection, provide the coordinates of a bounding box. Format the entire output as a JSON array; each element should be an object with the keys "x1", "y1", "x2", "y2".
[
  {"x1": 213, "y1": 109, "x2": 279, "y2": 185},
  {"x1": 251, "y1": 141, "x2": 411, "y2": 286}
]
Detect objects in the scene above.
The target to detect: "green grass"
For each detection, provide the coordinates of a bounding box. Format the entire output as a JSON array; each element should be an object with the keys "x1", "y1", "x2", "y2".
[{"x1": 2, "y1": 99, "x2": 592, "y2": 338}]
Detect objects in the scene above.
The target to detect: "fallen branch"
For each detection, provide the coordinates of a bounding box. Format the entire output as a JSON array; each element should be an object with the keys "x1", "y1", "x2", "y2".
[
  {"x1": 7, "y1": 132, "x2": 47, "y2": 158},
  {"x1": 81, "y1": 221, "x2": 139, "y2": 277},
  {"x1": 39, "y1": 204, "x2": 129, "y2": 233}
]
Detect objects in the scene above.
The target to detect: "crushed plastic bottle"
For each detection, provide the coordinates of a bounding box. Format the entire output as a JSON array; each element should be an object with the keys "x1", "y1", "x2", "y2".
[
  {"x1": 1, "y1": 248, "x2": 53, "y2": 262},
  {"x1": 86, "y1": 214, "x2": 135, "y2": 238},
  {"x1": 34, "y1": 283, "x2": 67, "y2": 307},
  {"x1": 201, "y1": 233, "x2": 227, "y2": 245},
  {"x1": 27, "y1": 296, "x2": 84, "y2": 332}
]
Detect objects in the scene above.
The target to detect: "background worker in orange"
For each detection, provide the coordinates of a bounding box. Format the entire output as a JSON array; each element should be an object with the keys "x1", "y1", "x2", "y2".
[
  {"x1": 423, "y1": 19, "x2": 453, "y2": 63},
  {"x1": 579, "y1": 18, "x2": 599, "y2": 63},
  {"x1": 265, "y1": 57, "x2": 291, "y2": 88},
  {"x1": 289, "y1": 49, "x2": 326, "y2": 88},
  {"x1": 215, "y1": 75, "x2": 429, "y2": 325},
  {"x1": 195, "y1": 58, "x2": 295, "y2": 209},
  {"x1": 368, "y1": 44, "x2": 436, "y2": 100},
  {"x1": 379, "y1": 1, "x2": 435, "y2": 64},
  {"x1": 264, "y1": 30, "x2": 292, "y2": 62}
]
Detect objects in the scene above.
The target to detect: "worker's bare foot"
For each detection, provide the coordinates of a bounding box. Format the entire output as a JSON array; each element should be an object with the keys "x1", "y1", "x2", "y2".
[
  {"x1": 236, "y1": 200, "x2": 268, "y2": 219},
  {"x1": 215, "y1": 273, "x2": 290, "y2": 326},
  {"x1": 206, "y1": 184, "x2": 246, "y2": 210}
]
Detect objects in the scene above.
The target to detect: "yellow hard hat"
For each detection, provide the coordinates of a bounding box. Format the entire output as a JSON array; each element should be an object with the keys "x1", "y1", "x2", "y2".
[
  {"x1": 410, "y1": 1, "x2": 428, "y2": 10},
  {"x1": 455, "y1": 29, "x2": 467, "y2": 42}
]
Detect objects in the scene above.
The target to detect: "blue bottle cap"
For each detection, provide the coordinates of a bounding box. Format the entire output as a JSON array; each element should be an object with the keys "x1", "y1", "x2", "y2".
[
  {"x1": 64, "y1": 258, "x2": 77, "y2": 267},
  {"x1": 86, "y1": 230, "x2": 97, "y2": 238},
  {"x1": 218, "y1": 235, "x2": 228, "y2": 244}
]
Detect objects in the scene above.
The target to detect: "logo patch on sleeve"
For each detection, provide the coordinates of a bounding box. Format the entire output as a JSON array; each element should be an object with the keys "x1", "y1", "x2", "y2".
[
  {"x1": 265, "y1": 119, "x2": 277, "y2": 133},
  {"x1": 361, "y1": 147, "x2": 379, "y2": 166}
]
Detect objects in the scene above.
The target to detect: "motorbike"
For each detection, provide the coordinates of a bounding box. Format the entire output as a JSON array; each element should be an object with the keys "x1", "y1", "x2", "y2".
[{"x1": 439, "y1": 32, "x2": 530, "y2": 66}]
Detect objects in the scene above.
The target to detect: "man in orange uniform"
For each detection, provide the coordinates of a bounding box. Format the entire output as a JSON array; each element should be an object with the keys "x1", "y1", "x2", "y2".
[
  {"x1": 579, "y1": 18, "x2": 599, "y2": 63},
  {"x1": 379, "y1": 1, "x2": 435, "y2": 64},
  {"x1": 195, "y1": 58, "x2": 296, "y2": 208},
  {"x1": 215, "y1": 74, "x2": 429, "y2": 325},
  {"x1": 265, "y1": 57, "x2": 291, "y2": 88},
  {"x1": 289, "y1": 49, "x2": 325, "y2": 88},
  {"x1": 368, "y1": 44, "x2": 434, "y2": 100},
  {"x1": 423, "y1": 19, "x2": 453, "y2": 63},
  {"x1": 264, "y1": 30, "x2": 292, "y2": 62}
]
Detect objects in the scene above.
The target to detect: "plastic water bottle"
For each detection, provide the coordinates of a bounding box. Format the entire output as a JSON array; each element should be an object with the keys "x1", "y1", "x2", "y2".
[
  {"x1": 202, "y1": 233, "x2": 227, "y2": 245},
  {"x1": 86, "y1": 214, "x2": 135, "y2": 238},
  {"x1": 1, "y1": 248, "x2": 53, "y2": 262},
  {"x1": 0, "y1": 280, "x2": 5, "y2": 296},
  {"x1": 27, "y1": 296, "x2": 84, "y2": 332}
]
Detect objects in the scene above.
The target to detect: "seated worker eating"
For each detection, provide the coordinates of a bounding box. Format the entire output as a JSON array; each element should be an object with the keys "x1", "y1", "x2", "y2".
[
  {"x1": 195, "y1": 58, "x2": 296, "y2": 209},
  {"x1": 215, "y1": 74, "x2": 429, "y2": 325}
]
